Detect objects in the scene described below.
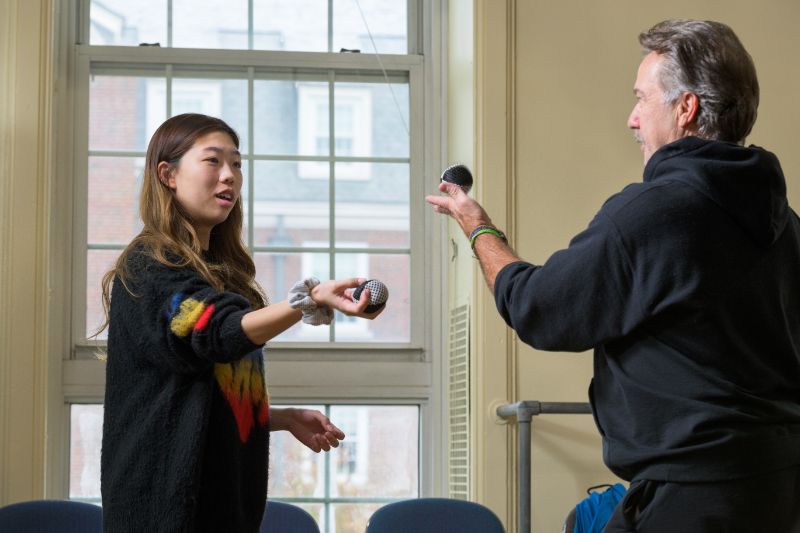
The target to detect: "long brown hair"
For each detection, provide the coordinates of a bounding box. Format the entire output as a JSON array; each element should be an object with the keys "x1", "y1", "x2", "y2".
[{"x1": 95, "y1": 113, "x2": 266, "y2": 338}]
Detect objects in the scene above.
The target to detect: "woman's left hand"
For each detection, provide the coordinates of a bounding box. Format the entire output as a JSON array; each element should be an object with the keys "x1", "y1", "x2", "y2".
[{"x1": 270, "y1": 407, "x2": 345, "y2": 452}]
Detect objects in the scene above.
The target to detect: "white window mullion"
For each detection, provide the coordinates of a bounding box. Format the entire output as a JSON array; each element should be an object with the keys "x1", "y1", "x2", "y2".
[
  {"x1": 165, "y1": 64, "x2": 173, "y2": 117},
  {"x1": 78, "y1": 45, "x2": 424, "y2": 71},
  {"x1": 327, "y1": 0, "x2": 333, "y2": 53},
  {"x1": 328, "y1": 69, "x2": 336, "y2": 342},
  {"x1": 323, "y1": 404, "x2": 332, "y2": 533},
  {"x1": 87, "y1": 150, "x2": 146, "y2": 158},
  {"x1": 71, "y1": 48, "x2": 92, "y2": 355},
  {"x1": 407, "y1": 0, "x2": 418, "y2": 55},
  {"x1": 167, "y1": 0, "x2": 173, "y2": 48},
  {"x1": 247, "y1": 66, "x2": 255, "y2": 251},
  {"x1": 409, "y1": 62, "x2": 425, "y2": 351},
  {"x1": 247, "y1": 0, "x2": 254, "y2": 51},
  {"x1": 76, "y1": 0, "x2": 91, "y2": 44}
]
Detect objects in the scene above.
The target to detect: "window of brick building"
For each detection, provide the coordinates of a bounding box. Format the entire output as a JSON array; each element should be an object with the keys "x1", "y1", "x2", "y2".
[{"x1": 62, "y1": 1, "x2": 443, "y2": 531}]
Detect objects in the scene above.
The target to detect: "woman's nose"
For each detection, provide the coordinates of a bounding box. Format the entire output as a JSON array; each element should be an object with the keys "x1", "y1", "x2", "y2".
[{"x1": 220, "y1": 167, "x2": 235, "y2": 183}]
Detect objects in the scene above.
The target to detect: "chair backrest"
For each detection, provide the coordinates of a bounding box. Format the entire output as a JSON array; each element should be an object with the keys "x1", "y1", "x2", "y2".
[
  {"x1": 366, "y1": 498, "x2": 505, "y2": 533},
  {"x1": 260, "y1": 500, "x2": 320, "y2": 533},
  {"x1": 0, "y1": 499, "x2": 102, "y2": 533}
]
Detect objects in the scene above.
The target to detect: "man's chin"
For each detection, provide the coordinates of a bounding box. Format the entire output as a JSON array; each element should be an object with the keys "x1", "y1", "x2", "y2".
[{"x1": 637, "y1": 144, "x2": 649, "y2": 163}]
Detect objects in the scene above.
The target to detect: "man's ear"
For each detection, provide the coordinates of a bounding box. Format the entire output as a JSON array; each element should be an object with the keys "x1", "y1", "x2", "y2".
[
  {"x1": 157, "y1": 161, "x2": 175, "y2": 190},
  {"x1": 676, "y1": 92, "x2": 700, "y2": 130}
]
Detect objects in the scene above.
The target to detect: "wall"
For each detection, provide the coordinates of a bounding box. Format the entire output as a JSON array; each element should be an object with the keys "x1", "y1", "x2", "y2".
[
  {"x1": 0, "y1": 0, "x2": 55, "y2": 504},
  {"x1": 468, "y1": 1, "x2": 800, "y2": 531}
]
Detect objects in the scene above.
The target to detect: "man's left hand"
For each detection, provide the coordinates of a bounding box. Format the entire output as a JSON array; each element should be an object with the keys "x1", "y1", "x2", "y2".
[{"x1": 426, "y1": 181, "x2": 493, "y2": 237}]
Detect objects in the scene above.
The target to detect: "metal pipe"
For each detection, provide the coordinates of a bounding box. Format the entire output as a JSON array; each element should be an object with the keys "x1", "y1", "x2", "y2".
[
  {"x1": 517, "y1": 417, "x2": 531, "y2": 533},
  {"x1": 496, "y1": 401, "x2": 592, "y2": 533}
]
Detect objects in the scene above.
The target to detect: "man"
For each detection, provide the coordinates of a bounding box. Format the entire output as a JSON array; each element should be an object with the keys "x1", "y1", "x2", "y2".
[{"x1": 427, "y1": 20, "x2": 800, "y2": 532}]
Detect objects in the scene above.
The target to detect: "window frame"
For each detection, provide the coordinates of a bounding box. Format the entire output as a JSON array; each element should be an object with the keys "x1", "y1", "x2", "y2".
[
  {"x1": 52, "y1": 0, "x2": 448, "y2": 511},
  {"x1": 72, "y1": 46, "x2": 425, "y2": 352},
  {"x1": 68, "y1": 400, "x2": 426, "y2": 525}
]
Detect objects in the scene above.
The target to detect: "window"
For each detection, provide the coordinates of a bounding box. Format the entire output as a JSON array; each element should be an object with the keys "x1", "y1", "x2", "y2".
[
  {"x1": 88, "y1": 0, "x2": 407, "y2": 54},
  {"x1": 258, "y1": 404, "x2": 419, "y2": 532},
  {"x1": 60, "y1": 0, "x2": 444, "y2": 530},
  {"x1": 84, "y1": 66, "x2": 412, "y2": 345},
  {"x1": 298, "y1": 85, "x2": 373, "y2": 180},
  {"x1": 69, "y1": 404, "x2": 103, "y2": 504},
  {"x1": 298, "y1": 243, "x2": 371, "y2": 341},
  {"x1": 69, "y1": 403, "x2": 420, "y2": 533}
]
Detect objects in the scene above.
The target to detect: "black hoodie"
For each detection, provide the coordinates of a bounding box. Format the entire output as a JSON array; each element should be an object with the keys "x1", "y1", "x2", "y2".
[{"x1": 494, "y1": 136, "x2": 800, "y2": 482}]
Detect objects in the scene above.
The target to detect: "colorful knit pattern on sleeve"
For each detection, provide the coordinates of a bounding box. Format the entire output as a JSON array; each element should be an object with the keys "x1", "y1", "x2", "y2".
[
  {"x1": 167, "y1": 291, "x2": 269, "y2": 443},
  {"x1": 168, "y1": 293, "x2": 216, "y2": 336},
  {"x1": 214, "y1": 357, "x2": 270, "y2": 443}
]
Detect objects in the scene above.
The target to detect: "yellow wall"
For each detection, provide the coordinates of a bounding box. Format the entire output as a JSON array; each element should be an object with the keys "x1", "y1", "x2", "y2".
[
  {"x1": 468, "y1": 1, "x2": 800, "y2": 531},
  {"x1": 0, "y1": 0, "x2": 55, "y2": 503}
]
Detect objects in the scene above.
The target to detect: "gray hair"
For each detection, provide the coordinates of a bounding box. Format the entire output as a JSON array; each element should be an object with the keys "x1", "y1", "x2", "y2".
[{"x1": 639, "y1": 19, "x2": 759, "y2": 144}]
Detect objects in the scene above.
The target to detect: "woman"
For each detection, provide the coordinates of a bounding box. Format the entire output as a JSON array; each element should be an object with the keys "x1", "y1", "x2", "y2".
[{"x1": 98, "y1": 113, "x2": 379, "y2": 532}]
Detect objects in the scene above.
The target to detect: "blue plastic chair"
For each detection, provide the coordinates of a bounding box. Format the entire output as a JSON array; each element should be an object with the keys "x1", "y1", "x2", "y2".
[
  {"x1": 260, "y1": 500, "x2": 320, "y2": 533},
  {"x1": 0, "y1": 499, "x2": 102, "y2": 533},
  {"x1": 366, "y1": 498, "x2": 505, "y2": 533}
]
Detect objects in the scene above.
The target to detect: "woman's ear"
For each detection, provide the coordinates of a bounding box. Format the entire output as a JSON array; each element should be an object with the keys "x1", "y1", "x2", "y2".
[{"x1": 157, "y1": 161, "x2": 175, "y2": 190}]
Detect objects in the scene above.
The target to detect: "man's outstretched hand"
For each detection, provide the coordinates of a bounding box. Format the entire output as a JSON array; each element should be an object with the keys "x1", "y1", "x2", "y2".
[{"x1": 426, "y1": 181, "x2": 493, "y2": 237}]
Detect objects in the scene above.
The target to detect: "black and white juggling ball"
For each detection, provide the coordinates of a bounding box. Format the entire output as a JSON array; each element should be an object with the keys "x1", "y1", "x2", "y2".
[
  {"x1": 352, "y1": 279, "x2": 389, "y2": 313},
  {"x1": 440, "y1": 164, "x2": 473, "y2": 194}
]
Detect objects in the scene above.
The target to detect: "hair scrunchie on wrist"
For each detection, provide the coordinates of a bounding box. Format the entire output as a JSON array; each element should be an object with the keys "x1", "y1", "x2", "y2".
[{"x1": 288, "y1": 277, "x2": 334, "y2": 326}]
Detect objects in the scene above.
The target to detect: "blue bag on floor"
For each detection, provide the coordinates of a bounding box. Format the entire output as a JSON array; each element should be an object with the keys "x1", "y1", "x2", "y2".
[{"x1": 562, "y1": 483, "x2": 627, "y2": 533}]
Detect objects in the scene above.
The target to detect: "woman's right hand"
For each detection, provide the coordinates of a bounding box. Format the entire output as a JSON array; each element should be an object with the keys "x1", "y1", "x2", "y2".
[
  {"x1": 310, "y1": 278, "x2": 383, "y2": 318},
  {"x1": 270, "y1": 407, "x2": 345, "y2": 452}
]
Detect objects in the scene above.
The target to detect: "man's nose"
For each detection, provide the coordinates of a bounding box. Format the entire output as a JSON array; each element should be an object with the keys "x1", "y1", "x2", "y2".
[{"x1": 627, "y1": 109, "x2": 639, "y2": 129}]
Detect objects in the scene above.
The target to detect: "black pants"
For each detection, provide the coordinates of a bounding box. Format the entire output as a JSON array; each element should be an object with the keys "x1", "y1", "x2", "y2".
[{"x1": 603, "y1": 465, "x2": 800, "y2": 533}]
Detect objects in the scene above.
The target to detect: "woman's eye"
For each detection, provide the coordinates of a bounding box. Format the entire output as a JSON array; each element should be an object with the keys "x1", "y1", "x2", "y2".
[
  {"x1": 233, "y1": 161, "x2": 242, "y2": 169},
  {"x1": 205, "y1": 157, "x2": 219, "y2": 164}
]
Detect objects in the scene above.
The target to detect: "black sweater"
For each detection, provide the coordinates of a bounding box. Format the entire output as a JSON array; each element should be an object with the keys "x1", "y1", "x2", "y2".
[
  {"x1": 495, "y1": 137, "x2": 800, "y2": 482},
  {"x1": 101, "y1": 249, "x2": 269, "y2": 532}
]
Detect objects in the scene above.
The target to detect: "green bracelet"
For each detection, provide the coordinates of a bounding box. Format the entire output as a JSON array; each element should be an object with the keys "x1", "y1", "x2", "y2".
[
  {"x1": 469, "y1": 224, "x2": 501, "y2": 241},
  {"x1": 469, "y1": 226, "x2": 507, "y2": 250}
]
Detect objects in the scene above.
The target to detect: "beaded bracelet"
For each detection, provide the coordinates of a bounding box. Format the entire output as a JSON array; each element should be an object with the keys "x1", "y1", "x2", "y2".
[{"x1": 469, "y1": 225, "x2": 507, "y2": 250}]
